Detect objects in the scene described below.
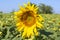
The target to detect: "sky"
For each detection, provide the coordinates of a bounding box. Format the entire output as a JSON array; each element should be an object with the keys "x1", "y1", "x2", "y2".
[{"x1": 0, "y1": 0, "x2": 60, "y2": 13}]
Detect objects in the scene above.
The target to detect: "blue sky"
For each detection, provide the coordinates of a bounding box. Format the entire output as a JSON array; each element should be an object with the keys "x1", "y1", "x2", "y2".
[{"x1": 0, "y1": 0, "x2": 60, "y2": 13}]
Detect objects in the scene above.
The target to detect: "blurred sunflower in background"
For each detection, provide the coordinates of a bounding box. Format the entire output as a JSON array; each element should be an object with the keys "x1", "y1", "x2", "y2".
[{"x1": 14, "y1": 2, "x2": 44, "y2": 38}]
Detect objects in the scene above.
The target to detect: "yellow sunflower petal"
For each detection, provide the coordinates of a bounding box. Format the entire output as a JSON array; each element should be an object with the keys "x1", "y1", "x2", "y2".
[
  {"x1": 20, "y1": 6, "x2": 26, "y2": 12},
  {"x1": 37, "y1": 15, "x2": 44, "y2": 22},
  {"x1": 36, "y1": 22, "x2": 43, "y2": 29},
  {"x1": 34, "y1": 28, "x2": 39, "y2": 36},
  {"x1": 22, "y1": 27, "x2": 27, "y2": 37}
]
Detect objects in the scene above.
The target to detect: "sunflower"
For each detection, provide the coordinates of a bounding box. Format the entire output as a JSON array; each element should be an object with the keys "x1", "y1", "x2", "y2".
[{"x1": 14, "y1": 2, "x2": 44, "y2": 38}]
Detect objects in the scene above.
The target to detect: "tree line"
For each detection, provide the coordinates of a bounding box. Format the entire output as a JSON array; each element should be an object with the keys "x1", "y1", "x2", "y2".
[{"x1": 30, "y1": 3, "x2": 53, "y2": 14}]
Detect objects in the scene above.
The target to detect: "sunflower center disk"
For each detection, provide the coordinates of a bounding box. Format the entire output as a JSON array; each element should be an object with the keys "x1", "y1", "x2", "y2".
[{"x1": 21, "y1": 11, "x2": 36, "y2": 26}]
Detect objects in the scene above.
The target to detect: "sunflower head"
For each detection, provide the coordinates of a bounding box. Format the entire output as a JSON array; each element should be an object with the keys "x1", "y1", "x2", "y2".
[{"x1": 14, "y1": 2, "x2": 44, "y2": 38}]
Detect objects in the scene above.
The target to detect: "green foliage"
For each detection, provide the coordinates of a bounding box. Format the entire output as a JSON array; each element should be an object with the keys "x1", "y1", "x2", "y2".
[
  {"x1": 38, "y1": 3, "x2": 53, "y2": 14},
  {"x1": 0, "y1": 13, "x2": 60, "y2": 40}
]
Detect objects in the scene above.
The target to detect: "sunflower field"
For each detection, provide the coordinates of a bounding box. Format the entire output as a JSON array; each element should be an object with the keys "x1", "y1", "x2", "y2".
[{"x1": 0, "y1": 12, "x2": 60, "y2": 40}]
